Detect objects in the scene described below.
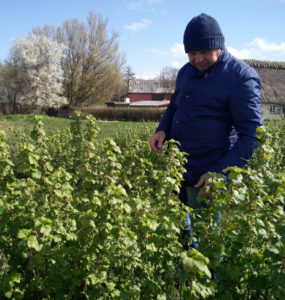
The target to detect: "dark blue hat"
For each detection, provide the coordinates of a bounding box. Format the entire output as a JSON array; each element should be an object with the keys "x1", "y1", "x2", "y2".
[{"x1": 183, "y1": 13, "x2": 225, "y2": 52}]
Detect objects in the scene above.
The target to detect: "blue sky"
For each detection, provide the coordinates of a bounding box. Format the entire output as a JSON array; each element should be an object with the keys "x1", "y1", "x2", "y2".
[{"x1": 1, "y1": 0, "x2": 285, "y2": 78}]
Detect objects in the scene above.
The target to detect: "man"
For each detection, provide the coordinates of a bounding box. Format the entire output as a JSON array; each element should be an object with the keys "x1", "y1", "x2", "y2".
[{"x1": 150, "y1": 13, "x2": 263, "y2": 234}]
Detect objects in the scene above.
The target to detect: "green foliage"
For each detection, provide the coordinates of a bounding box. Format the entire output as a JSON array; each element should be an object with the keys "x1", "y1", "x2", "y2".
[
  {"x1": 189, "y1": 122, "x2": 285, "y2": 299},
  {"x1": 0, "y1": 114, "x2": 187, "y2": 299},
  {"x1": 0, "y1": 116, "x2": 284, "y2": 299}
]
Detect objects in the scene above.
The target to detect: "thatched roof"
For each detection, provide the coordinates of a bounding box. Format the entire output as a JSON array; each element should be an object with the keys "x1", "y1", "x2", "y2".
[{"x1": 244, "y1": 60, "x2": 285, "y2": 104}]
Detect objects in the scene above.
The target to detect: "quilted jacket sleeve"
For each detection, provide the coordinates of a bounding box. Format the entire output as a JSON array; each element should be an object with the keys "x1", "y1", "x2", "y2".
[{"x1": 155, "y1": 90, "x2": 178, "y2": 138}]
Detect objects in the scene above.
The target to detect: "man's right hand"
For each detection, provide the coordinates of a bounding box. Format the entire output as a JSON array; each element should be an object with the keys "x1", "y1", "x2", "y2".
[{"x1": 150, "y1": 130, "x2": 166, "y2": 153}]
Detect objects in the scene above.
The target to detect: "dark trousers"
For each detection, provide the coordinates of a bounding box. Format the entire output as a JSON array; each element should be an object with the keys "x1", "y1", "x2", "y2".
[{"x1": 179, "y1": 182, "x2": 207, "y2": 249}]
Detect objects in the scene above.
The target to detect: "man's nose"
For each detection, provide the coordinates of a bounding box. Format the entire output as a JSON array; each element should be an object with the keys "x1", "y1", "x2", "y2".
[{"x1": 195, "y1": 53, "x2": 204, "y2": 63}]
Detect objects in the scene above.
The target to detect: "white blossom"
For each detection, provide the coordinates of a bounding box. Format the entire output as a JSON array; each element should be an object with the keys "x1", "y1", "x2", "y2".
[{"x1": 13, "y1": 34, "x2": 67, "y2": 108}]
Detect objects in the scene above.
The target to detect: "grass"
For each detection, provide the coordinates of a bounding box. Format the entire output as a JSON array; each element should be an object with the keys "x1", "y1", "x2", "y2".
[
  {"x1": 0, "y1": 114, "x2": 73, "y2": 135},
  {"x1": 0, "y1": 114, "x2": 158, "y2": 140}
]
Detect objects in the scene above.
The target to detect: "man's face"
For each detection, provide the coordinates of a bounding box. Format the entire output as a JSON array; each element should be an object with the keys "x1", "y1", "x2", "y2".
[{"x1": 188, "y1": 49, "x2": 222, "y2": 71}]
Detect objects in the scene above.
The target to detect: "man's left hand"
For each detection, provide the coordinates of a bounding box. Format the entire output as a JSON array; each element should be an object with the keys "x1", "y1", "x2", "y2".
[{"x1": 194, "y1": 172, "x2": 212, "y2": 196}]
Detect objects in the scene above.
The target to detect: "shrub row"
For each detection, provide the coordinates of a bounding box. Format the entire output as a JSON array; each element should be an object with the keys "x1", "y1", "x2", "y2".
[
  {"x1": 1, "y1": 103, "x2": 166, "y2": 122},
  {"x1": 73, "y1": 106, "x2": 166, "y2": 122}
]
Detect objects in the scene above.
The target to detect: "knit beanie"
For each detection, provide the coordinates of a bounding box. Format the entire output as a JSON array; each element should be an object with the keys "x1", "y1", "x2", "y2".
[{"x1": 183, "y1": 13, "x2": 225, "y2": 52}]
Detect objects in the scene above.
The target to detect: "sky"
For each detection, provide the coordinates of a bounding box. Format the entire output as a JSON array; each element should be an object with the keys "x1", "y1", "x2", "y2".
[{"x1": 1, "y1": 0, "x2": 285, "y2": 79}]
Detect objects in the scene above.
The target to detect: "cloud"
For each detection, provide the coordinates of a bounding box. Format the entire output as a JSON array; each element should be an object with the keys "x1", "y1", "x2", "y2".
[
  {"x1": 149, "y1": 48, "x2": 170, "y2": 56},
  {"x1": 170, "y1": 43, "x2": 185, "y2": 58},
  {"x1": 149, "y1": 43, "x2": 185, "y2": 59},
  {"x1": 160, "y1": 9, "x2": 169, "y2": 16},
  {"x1": 125, "y1": 0, "x2": 162, "y2": 10},
  {"x1": 143, "y1": 44, "x2": 186, "y2": 76},
  {"x1": 125, "y1": 19, "x2": 152, "y2": 32},
  {"x1": 228, "y1": 38, "x2": 285, "y2": 61},
  {"x1": 227, "y1": 47, "x2": 252, "y2": 59},
  {"x1": 135, "y1": 70, "x2": 160, "y2": 79},
  {"x1": 126, "y1": 1, "x2": 144, "y2": 10},
  {"x1": 147, "y1": 0, "x2": 162, "y2": 3},
  {"x1": 247, "y1": 38, "x2": 285, "y2": 53},
  {"x1": 170, "y1": 61, "x2": 184, "y2": 69}
]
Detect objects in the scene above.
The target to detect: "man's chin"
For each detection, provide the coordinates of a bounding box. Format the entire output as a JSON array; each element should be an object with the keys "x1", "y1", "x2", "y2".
[
  {"x1": 196, "y1": 65, "x2": 209, "y2": 71},
  {"x1": 191, "y1": 63, "x2": 208, "y2": 71}
]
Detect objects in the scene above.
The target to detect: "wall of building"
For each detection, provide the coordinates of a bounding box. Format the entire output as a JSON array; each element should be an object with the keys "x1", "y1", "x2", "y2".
[
  {"x1": 263, "y1": 103, "x2": 285, "y2": 120},
  {"x1": 130, "y1": 93, "x2": 152, "y2": 102},
  {"x1": 130, "y1": 93, "x2": 173, "y2": 102}
]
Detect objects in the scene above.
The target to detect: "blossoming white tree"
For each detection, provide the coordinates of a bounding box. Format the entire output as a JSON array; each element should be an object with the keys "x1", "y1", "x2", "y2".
[{"x1": 11, "y1": 34, "x2": 67, "y2": 109}]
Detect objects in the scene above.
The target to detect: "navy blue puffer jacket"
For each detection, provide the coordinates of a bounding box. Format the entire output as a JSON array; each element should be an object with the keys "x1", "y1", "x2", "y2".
[{"x1": 156, "y1": 48, "x2": 263, "y2": 186}]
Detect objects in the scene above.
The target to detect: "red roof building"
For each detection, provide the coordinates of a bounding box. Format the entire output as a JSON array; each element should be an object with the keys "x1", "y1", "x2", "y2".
[{"x1": 125, "y1": 79, "x2": 174, "y2": 103}]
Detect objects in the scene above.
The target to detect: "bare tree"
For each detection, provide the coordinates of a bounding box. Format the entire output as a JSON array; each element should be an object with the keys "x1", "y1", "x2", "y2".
[
  {"x1": 123, "y1": 65, "x2": 136, "y2": 93},
  {"x1": 0, "y1": 63, "x2": 7, "y2": 101},
  {"x1": 33, "y1": 12, "x2": 126, "y2": 106},
  {"x1": 156, "y1": 66, "x2": 178, "y2": 92},
  {"x1": 0, "y1": 60, "x2": 21, "y2": 113}
]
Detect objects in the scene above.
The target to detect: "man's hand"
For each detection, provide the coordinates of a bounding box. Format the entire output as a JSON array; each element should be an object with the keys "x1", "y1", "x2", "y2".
[
  {"x1": 150, "y1": 130, "x2": 166, "y2": 153},
  {"x1": 194, "y1": 172, "x2": 212, "y2": 196}
]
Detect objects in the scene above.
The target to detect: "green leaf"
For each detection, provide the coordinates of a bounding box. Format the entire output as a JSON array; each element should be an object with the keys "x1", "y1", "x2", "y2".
[
  {"x1": 18, "y1": 229, "x2": 32, "y2": 239},
  {"x1": 276, "y1": 222, "x2": 285, "y2": 235},
  {"x1": 5, "y1": 290, "x2": 13, "y2": 299},
  {"x1": 256, "y1": 219, "x2": 265, "y2": 227},
  {"x1": 11, "y1": 272, "x2": 21, "y2": 283},
  {"x1": 106, "y1": 282, "x2": 115, "y2": 291},
  {"x1": 258, "y1": 229, "x2": 268, "y2": 238},
  {"x1": 266, "y1": 247, "x2": 280, "y2": 255},
  {"x1": 32, "y1": 170, "x2": 41, "y2": 179},
  {"x1": 87, "y1": 274, "x2": 99, "y2": 285},
  {"x1": 27, "y1": 235, "x2": 42, "y2": 251},
  {"x1": 111, "y1": 289, "x2": 121, "y2": 297},
  {"x1": 147, "y1": 219, "x2": 159, "y2": 231},
  {"x1": 146, "y1": 242, "x2": 157, "y2": 252},
  {"x1": 195, "y1": 261, "x2": 212, "y2": 278},
  {"x1": 40, "y1": 225, "x2": 52, "y2": 236},
  {"x1": 183, "y1": 257, "x2": 195, "y2": 273}
]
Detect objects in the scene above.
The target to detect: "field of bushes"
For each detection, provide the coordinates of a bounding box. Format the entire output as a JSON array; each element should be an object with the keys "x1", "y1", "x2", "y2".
[{"x1": 0, "y1": 113, "x2": 284, "y2": 299}]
